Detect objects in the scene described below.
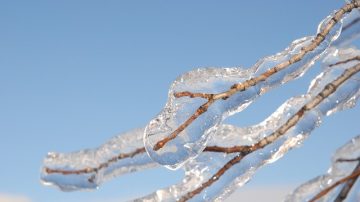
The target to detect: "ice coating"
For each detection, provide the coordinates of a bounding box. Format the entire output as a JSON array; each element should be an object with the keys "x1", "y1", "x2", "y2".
[
  {"x1": 144, "y1": 8, "x2": 345, "y2": 169},
  {"x1": 40, "y1": 47, "x2": 360, "y2": 198},
  {"x1": 333, "y1": 6, "x2": 360, "y2": 47},
  {"x1": 315, "y1": 48, "x2": 360, "y2": 116},
  {"x1": 41, "y1": 128, "x2": 156, "y2": 191},
  {"x1": 39, "y1": 2, "x2": 360, "y2": 199},
  {"x1": 285, "y1": 135, "x2": 360, "y2": 202},
  {"x1": 135, "y1": 48, "x2": 360, "y2": 201}
]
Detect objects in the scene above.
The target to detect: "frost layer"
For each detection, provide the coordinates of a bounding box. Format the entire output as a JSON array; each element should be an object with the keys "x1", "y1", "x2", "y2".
[
  {"x1": 285, "y1": 135, "x2": 360, "y2": 202},
  {"x1": 144, "y1": 11, "x2": 343, "y2": 169}
]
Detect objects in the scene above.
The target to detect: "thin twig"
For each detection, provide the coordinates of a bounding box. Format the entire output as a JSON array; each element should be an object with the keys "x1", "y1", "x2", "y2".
[
  {"x1": 342, "y1": 17, "x2": 360, "y2": 31},
  {"x1": 309, "y1": 164, "x2": 360, "y2": 202},
  {"x1": 153, "y1": 1, "x2": 360, "y2": 151},
  {"x1": 174, "y1": 91, "x2": 214, "y2": 99},
  {"x1": 44, "y1": 57, "x2": 360, "y2": 196},
  {"x1": 204, "y1": 57, "x2": 360, "y2": 154},
  {"x1": 329, "y1": 55, "x2": 360, "y2": 67},
  {"x1": 44, "y1": 147, "x2": 146, "y2": 176},
  {"x1": 203, "y1": 145, "x2": 250, "y2": 154},
  {"x1": 153, "y1": 99, "x2": 215, "y2": 150},
  {"x1": 334, "y1": 160, "x2": 360, "y2": 202},
  {"x1": 337, "y1": 157, "x2": 360, "y2": 162},
  {"x1": 44, "y1": 55, "x2": 360, "y2": 184},
  {"x1": 43, "y1": 145, "x2": 248, "y2": 179},
  {"x1": 178, "y1": 62, "x2": 360, "y2": 201},
  {"x1": 43, "y1": 61, "x2": 360, "y2": 198},
  {"x1": 178, "y1": 152, "x2": 248, "y2": 202}
]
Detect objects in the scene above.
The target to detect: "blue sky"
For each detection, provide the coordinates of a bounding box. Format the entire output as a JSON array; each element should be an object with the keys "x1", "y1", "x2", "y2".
[{"x1": 1, "y1": 1, "x2": 359, "y2": 201}]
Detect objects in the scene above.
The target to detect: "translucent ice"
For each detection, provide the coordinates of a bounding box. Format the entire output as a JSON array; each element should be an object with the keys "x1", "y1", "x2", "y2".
[
  {"x1": 40, "y1": 2, "x2": 360, "y2": 200},
  {"x1": 285, "y1": 135, "x2": 360, "y2": 202},
  {"x1": 41, "y1": 48, "x2": 360, "y2": 199},
  {"x1": 333, "y1": 6, "x2": 360, "y2": 47},
  {"x1": 41, "y1": 128, "x2": 156, "y2": 191},
  {"x1": 144, "y1": 8, "x2": 345, "y2": 169},
  {"x1": 135, "y1": 48, "x2": 360, "y2": 201}
]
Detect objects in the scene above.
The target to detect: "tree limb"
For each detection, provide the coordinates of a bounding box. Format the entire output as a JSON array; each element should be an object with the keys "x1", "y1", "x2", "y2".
[
  {"x1": 179, "y1": 61, "x2": 360, "y2": 201},
  {"x1": 153, "y1": 1, "x2": 360, "y2": 151}
]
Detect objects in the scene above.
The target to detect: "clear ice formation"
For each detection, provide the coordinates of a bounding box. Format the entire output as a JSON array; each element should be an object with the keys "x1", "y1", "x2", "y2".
[
  {"x1": 41, "y1": 46, "x2": 360, "y2": 194},
  {"x1": 40, "y1": 2, "x2": 360, "y2": 201},
  {"x1": 144, "y1": 8, "x2": 344, "y2": 169},
  {"x1": 41, "y1": 128, "x2": 157, "y2": 191},
  {"x1": 41, "y1": 47, "x2": 360, "y2": 197},
  {"x1": 134, "y1": 48, "x2": 360, "y2": 201},
  {"x1": 285, "y1": 135, "x2": 360, "y2": 202},
  {"x1": 333, "y1": 6, "x2": 360, "y2": 47}
]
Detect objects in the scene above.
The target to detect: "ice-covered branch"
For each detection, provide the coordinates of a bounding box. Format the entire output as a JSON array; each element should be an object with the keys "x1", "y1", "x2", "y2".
[
  {"x1": 44, "y1": 147, "x2": 146, "y2": 176},
  {"x1": 40, "y1": 50, "x2": 360, "y2": 195},
  {"x1": 179, "y1": 54, "x2": 360, "y2": 202},
  {"x1": 309, "y1": 161, "x2": 360, "y2": 202},
  {"x1": 135, "y1": 49, "x2": 360, "y2": 201},
  {"x1": 145, "y1": 1, "x2": 359, "y2": 169},
  {"x1": 333, "y1": 159, "x2": 360, "y2": 201},
  {"x1": 40, "y1": 127, "x2": 251, "y2": 191},
  {"x1": 41, "y1": 128, "x2": 155, "y2": 191},
  {"x1": 333, "y1": 6, "x2": 360, "y2": 47},
  {"x1": 40, "y1": 1, "x2": 360, "y2": 201},
  {"x1": 286, "y1": 135, "x2": 360, "y2": 202}
]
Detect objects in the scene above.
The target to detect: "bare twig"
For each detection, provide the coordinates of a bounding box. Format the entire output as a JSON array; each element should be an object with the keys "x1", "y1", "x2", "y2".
[
  {"x1": 178, "y1": 62, "x2": 360, "y2": 201},
  {"x1": 153, "y1": 1, "x2": 360, "y2": 151},
  {"x1": 309, "y1": 161, "x2": 360, "y2": 202}
]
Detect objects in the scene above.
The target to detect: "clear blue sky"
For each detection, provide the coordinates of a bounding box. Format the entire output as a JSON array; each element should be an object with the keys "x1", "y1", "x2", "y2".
[{"x1": 1, "y1": 1, "x2": 359, "y2": 201}]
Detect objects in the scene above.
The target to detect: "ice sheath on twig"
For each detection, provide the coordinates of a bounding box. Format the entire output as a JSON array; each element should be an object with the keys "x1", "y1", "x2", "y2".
[
  {"x1": 136, "y1": 48, "x2": 360, "y2": 201},
  {"x1": 40, "y1": 1, "x2": 360, "y2": 201},
  {"x1": 144, "y1": 1, "x2": 358, "y2": 169},
  {"x1": 286, "y1": 135, "x2": 360, "y2": 202},
  {"x1": 41, "y1": 47, "x2": 360, "y2": 201}
]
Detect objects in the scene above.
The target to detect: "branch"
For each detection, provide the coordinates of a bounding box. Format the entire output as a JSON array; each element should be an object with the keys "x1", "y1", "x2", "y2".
[
  {"x1": 178, "y1": 61, "x2": 360, "y2": 201},
  {"x1": 329, "y1": 55, "x2": 360, "y2": 67},
  {"x1": 309, "y1": 160, "x2": 360, "y2": 202},
  {"x1": 44, "y1": 147, "x2": 146, "y2": 176},
  {"x1": 43, "y1": 53, "x2": 360, "y2": 189},
  {"x1": 342, "y1": 17, "x2": 360, "y2": 31},
  {"x1": 334, "y1": 160, "x2": 360, "y2": 202},
  {"x1": 337, "y1": 157, "x2": 360, "y2": 162},
  {"x1": 43, "y1": 145, "x2": 248, "y2": 181},
  {"x1": 204, "y1": 57, "x2": 360, "y2": 154},
  {"x1": 153, "y1": 1, "x2": 360, "y2": 151}
]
